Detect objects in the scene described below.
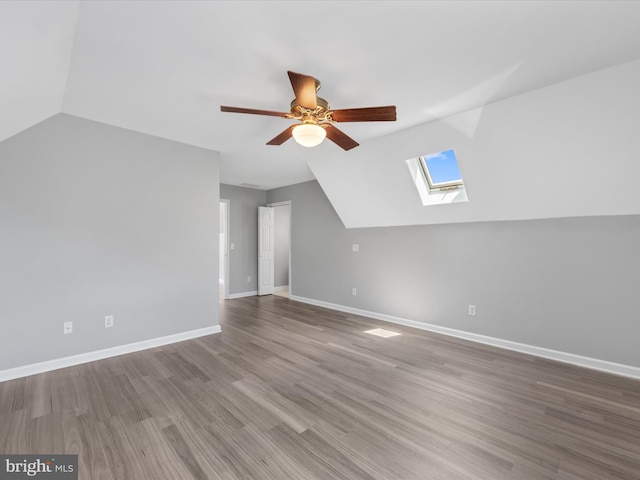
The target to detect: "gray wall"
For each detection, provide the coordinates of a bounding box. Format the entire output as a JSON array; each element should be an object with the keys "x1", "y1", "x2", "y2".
[
  {"x1": 219, "y1": 184, "x2": 266, "y2": 295},
  {"x1": 273, "y1": 205, "x2": 290, "y2": 287},
  {"x1": 267, "y1": 180, "x2": 640, "y2": 368},
  {"x1": 0, "y1": 114, "x2": 220, "y2": 370}
]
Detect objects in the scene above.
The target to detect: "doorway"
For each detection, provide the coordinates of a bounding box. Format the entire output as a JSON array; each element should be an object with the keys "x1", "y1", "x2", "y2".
[{"x1": 269, "y1": 201, "x2": 291, "y2": 298}]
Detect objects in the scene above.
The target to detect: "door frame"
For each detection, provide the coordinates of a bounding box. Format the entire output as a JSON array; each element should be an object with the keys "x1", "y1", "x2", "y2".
[{"x1": 267, "y1": 200, "x2": 292, "y2": 296}]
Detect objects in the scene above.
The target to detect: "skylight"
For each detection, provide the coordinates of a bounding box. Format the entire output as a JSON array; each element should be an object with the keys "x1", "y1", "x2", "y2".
[
  {"x1": 420, "y1": 149, "x2": 463, "y2": 190},
  {"x1": 405, "y1": 148, "x2": 468, "y2": 207}
]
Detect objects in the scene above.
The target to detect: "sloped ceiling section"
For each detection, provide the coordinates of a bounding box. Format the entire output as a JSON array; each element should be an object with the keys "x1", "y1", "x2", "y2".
[
  {"x1": 34, "y1": 1, "x2": 640, "y2": 191},
  {"x1": 0, "y1": 1, "x2": 79, "y2": 143},
  {"x1": 2, "y1": 1, "x2": 640, "y2": 208},
  {"x1": 309, "y1": 59, "x2": 640, "y2": 228}
]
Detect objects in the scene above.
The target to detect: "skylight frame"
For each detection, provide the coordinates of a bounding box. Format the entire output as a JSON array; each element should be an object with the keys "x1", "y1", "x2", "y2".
[{"x1": 419, "y1": 149, "x2": 464, "y2": 191}]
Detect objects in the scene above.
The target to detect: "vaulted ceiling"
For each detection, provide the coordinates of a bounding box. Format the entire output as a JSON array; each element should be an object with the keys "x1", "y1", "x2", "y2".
[{"x1": 3, "y1": 1, "x2": 640, "y2": 190}]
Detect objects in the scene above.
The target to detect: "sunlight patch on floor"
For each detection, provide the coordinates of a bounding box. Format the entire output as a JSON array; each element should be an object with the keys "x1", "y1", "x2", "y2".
[{"x1": 365, "y1": 328, "x2": 401, "y2": 338}]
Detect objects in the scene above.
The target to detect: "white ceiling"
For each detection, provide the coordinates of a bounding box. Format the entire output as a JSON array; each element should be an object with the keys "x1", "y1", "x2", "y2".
[{"x1": 2, "y1": 0, "x2": 640, "y2": 190}]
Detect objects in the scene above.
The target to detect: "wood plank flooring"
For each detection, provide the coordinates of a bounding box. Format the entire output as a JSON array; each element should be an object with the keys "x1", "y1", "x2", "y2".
[{"x1": 1, "y1": 295, "x2": 640, "y2": 479}]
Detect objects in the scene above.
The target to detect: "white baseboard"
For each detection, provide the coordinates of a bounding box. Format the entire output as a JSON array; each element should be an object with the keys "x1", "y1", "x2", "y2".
[
  {"x1": 289, "y1": 295, "x2": 640, "y2": 380},
  {"x1": 228, "y1": 291, "x2": 258, "y2": 299},
  {"x1": 0, "y1": 325, "x2": 222, "y2": 383},
  {"x1": 274, "y1": 285, "x2": 289, "y2": 292}
]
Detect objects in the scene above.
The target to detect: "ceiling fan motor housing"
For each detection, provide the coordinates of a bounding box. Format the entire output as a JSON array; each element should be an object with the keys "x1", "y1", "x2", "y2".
[{"x1": 290, "y1": 96, "x2": 332, "y2": 124}]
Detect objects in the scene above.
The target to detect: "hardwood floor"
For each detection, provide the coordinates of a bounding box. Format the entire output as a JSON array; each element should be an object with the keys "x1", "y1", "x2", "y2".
[{"x1": 1, "y1": 295, "x2": 640, "y2": 479}]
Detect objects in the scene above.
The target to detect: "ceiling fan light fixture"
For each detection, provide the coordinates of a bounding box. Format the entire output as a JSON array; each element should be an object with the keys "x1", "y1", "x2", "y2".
[
  {"x1": 221, "y1": 71, "x2": 396, "y2": 150},
  {"x1": 292, "y1": 123, "x2": 326, "y2": 147}
]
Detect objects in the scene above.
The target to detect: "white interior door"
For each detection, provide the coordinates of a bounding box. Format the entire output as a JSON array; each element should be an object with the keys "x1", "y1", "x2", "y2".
[
  {"x1": 258, "y1": 206, "x2": 275, "y2": 295},
  {"x1": 220, "y1": 199, "x2": 230, "y2": 300}
]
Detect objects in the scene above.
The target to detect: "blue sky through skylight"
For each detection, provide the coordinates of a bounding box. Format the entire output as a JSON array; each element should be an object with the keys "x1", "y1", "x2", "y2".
[{"x1": 423, "y1": 149, "x2": 462, "y2": 185}]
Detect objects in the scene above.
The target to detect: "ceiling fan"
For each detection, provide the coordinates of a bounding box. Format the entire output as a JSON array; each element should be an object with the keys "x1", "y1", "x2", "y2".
[{"x1": 220, "y1": 71, "x2": 396, "y2": 151}]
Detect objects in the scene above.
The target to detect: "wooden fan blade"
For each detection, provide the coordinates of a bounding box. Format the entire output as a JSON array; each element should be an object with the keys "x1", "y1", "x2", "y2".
[
  {"x1": 266, "y1": 125, "x2": 296, "y2": 145},
  {"x1": 221, "y1": 106, "x2": 289, "y2": 117},
  {"x1": 324, "y1": 124, "x2": 359, "y2": 151},
  {"x1": 287, "y1": 71, "x2": 317, "y2": 109},
  {"x1": 331, "y1": 106, "x2": 396, "y2": 122}
]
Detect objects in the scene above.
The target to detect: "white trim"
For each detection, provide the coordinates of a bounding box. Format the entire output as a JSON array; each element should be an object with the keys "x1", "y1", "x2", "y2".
[
  {"x1": 228, "y1": 290, "x2": 258, "y2": 299},
  {"x1": 0, "y1": 325, "x2": 221, "y2": 383},
  {"x1": 289, "y1": 295, "x2": 640, "y2": 380},
  {"x1": 266, "y1": 201, "x2": 292, "y2": 208},
  {"x1": 274, "y1": 285, "x2": 289, "y2": 292}
]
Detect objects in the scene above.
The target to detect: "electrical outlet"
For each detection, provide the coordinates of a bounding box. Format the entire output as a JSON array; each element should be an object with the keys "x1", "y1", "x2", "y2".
[
  {"x1": 104, "y1": 315, "x2": 114, "y2": 328},
  {"x1": 63, "y1": 321, "x2": 73, "y2": 334},
  {"x1": 230, "y1": 243, "x2": 235, "y2": 250},
  {"x1": 352, "y1": 287, "x2": 357, "y2": 296},
  {"x1": 247, "y1": 276, "x2": 251, "y2": 282},
  {"x1": 468, "y1": 304, "x2": 476, "y2": 316},
  {"x1": 352, "y1": 244, "x2": 359, "y2": 252}
]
